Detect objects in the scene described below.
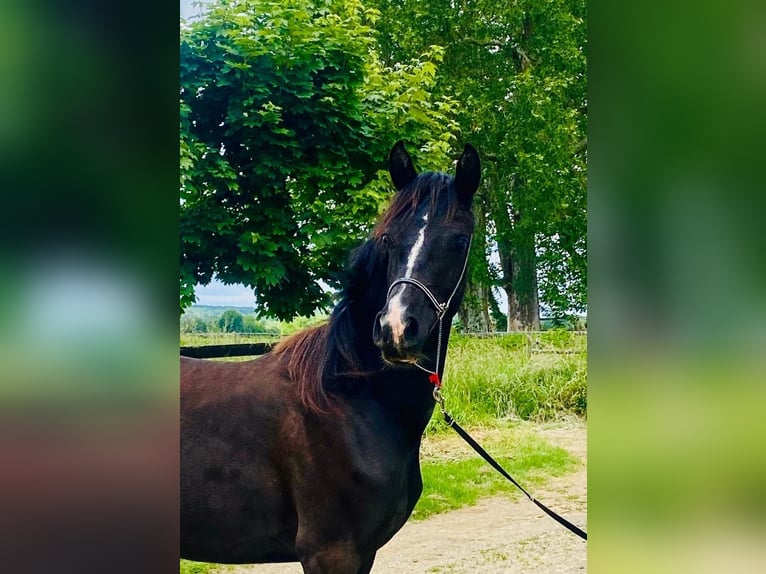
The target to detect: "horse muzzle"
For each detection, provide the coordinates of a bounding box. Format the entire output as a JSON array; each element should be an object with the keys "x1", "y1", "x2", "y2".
[{"x1": 372, "y1": 307, "x2": 427, "y2": 363}]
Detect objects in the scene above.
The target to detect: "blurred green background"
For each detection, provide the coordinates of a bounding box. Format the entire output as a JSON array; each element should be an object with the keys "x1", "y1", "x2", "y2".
[{"x1": 590, "y1": 0, "x2": 766, "y2": 571}]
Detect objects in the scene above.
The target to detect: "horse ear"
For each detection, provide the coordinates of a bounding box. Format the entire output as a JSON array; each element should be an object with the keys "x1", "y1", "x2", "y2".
[
  {"x1": 455, "y1": 143, "x2": 481, "y2": 207},
  {"x1": 389, "y1": 141, "x2": 418, "y2": 191}
]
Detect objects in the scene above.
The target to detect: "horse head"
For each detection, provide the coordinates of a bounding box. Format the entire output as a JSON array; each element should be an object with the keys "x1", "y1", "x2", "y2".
[{"x1": 371, "y1": 141, "x2": 480, "y2": 367}]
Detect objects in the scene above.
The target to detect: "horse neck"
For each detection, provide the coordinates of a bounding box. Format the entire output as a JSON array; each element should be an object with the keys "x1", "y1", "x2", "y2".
[
  {"x1": 365, "y1": 311, "x2": 454, "y2": 443},
  {"x1": 335, "y1": 271, "x2": 456, "y2": 440}
]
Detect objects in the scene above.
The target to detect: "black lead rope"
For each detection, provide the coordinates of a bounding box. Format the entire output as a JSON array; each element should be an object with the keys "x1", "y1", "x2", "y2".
[
  {"x1": 384, "y1": 252, "x2": 586, "y2": 541},
  {"x1": 440, "y1": 408, "x2": 588, "y2": 541}
]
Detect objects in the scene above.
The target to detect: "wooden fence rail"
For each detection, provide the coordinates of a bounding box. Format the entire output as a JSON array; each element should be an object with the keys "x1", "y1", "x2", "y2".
[{"x1": 180, "y1": 342, "x2": 276, "y2": 359}]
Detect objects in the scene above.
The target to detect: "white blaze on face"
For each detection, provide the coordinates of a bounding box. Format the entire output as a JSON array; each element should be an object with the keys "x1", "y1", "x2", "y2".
[{"x1": 380, "y1": 214, "x2": 428, "y2": 347}]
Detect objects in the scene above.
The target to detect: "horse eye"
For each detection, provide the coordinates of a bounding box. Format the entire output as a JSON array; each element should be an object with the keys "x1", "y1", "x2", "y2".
[
  {"x1": 455, "y1": 235, "x2": 469, "y2": 250},
  {"x1": 380, "y1": 234, "x2": 393, "y2": 248}
]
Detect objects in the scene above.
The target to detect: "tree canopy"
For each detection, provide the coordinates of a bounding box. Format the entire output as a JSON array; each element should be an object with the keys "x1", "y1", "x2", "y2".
[
  {"x1": 181, "y1": 0, "x2": 459, "y2": 319},
  {"x1": 371, "y1": 0, "x2": 587, "y2": 326},
  {"x1": 180, "y1": 0, "x2": 587, "y2": 327}
]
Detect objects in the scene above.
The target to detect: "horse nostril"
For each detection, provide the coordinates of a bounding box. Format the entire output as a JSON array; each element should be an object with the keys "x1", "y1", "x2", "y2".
[{"x1": 403, "y1": 317, "x2": 419, "y2": 343}]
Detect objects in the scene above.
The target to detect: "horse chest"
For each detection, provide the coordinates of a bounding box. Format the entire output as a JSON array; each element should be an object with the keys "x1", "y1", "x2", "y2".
[
  {"x1": 290, "y1": 409, "x2": 423, "y2": 547},
  {"x1": 343, "y1": 428, "x2": 424, "y2": 547},
  {"x1": 372, "y1": 456, "x2": 423, "y2": 545}
]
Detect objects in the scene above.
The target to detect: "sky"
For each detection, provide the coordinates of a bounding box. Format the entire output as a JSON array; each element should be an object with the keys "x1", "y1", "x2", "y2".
[
  {"x1": 180, "y1": 0, "x2": 205, "y2": 20},
  {"x1": 194, "y1": 278, "x2": 257, "y2": 307}
]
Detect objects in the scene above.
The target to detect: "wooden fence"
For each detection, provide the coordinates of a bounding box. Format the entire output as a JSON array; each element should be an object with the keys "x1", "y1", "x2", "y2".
[{"x1": 180, "y1": 342, "x2": 276, "y2": 358}]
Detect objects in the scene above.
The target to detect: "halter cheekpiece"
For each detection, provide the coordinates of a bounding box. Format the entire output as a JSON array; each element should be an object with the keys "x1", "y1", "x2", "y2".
[{"x1": 383, "y1": 237, "x2": 472, "y2": 386}]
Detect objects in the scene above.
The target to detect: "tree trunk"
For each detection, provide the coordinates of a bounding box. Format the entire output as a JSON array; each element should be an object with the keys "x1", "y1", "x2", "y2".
[
  {"x1": 458, "y1": 276, "x2": 493, "y2": 332},
  {"x1": 481, "y1": 282, "x2": 494, "y2": 332},
  {"x1": 498, "y1": 230, "x2": 540, "y2": 332},
  {"x1": 490, "y1": 171, "x2": 540, "y2": 332},
  {"x1": 457, "y1": 194, "x2": 494, "y2": 333}
]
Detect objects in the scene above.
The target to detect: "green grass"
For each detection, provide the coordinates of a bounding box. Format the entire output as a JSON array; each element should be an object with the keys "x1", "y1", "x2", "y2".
[
  {"x1": 179, "y1": 560, "x2": 220, "y2": 574},
  {"x1": 429, "y1": 332, "x2": 587, "y2": 431},
  {"x1": 412, "y1": 423, "x2": 578, "y2": 520}
]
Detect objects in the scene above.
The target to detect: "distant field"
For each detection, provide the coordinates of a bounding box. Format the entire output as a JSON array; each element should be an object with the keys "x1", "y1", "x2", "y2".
[{"x1": 180, "y1": 332, "x2": 281, "y2": 346}]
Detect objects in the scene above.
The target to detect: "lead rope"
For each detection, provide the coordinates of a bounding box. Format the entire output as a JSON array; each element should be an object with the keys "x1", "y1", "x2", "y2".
[
  {"x1": 430, "y1": 364, "x2": 587, "y2": 540},
  {"x1": 438, "y1": 408, "x2": 588, "y2": 540},
  {"x1": 383, "y1": 239, "x2": 587, "y2": 540}
]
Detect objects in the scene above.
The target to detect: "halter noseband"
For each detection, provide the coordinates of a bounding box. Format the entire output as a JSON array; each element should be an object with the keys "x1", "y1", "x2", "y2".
[{"x1": 383, "y1": 237, "x2": 472, "y2": 381}]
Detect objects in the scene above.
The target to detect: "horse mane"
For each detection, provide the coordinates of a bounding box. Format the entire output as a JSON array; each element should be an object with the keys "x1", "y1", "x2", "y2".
[
  {"x1": 272, "y1": 237, "x2": 388, "y2": 413},
  {"x1": 271, "y1": 324, "x2": 331, "y2": 413},
  {"x1": 273, "y1": 170, "x2": 462, "y2": 413}
]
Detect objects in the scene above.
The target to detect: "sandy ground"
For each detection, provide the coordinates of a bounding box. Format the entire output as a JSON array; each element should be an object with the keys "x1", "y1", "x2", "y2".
[{"x1": 225, "y1": 420, "x2": 587, "y2": 573}]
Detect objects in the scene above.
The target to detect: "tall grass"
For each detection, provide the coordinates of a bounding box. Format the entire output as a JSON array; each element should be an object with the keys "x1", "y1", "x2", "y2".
[
  {"x1": 430, "y1": 332, "x2": 587, "y2": 431},
  {"x1": 180, "y1": 331, "x2": 281, "y2": 347}
]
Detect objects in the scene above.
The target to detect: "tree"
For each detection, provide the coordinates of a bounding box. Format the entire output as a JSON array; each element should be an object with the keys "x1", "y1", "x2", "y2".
[
  {"x1": 370, "y1": 0, "x2": 587, "y2": 328},
  {"x1": 491, "y1": 0, "x2": 587, "y2": 325},
  {"x1": 180, "y1": 315, "x2": 209, "y2": 333},
  {"x1": 241, "y1": 314, "x2": 265, "y2": 333},
  {"x1": 180, "y1": 0, "x2": 459, "y2": 319},
  {"x1": 218, "y1": 309, "x2": 245, "y2": 333}
]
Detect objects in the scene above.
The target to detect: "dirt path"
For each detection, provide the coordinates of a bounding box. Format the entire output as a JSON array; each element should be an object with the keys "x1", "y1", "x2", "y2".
[{"x1": 226, "y1": 420, "x2": 586, "y2": 573}]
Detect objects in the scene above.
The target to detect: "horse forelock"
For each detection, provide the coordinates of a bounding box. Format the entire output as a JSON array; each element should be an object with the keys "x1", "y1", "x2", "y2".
[{"x1": 373, "y1": 172, "x2": 458, "y2": 239}]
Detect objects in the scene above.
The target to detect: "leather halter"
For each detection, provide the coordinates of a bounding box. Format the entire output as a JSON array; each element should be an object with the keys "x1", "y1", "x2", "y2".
[{"x1": 383, "y1": 237, "x2": 472, "y2": 378}]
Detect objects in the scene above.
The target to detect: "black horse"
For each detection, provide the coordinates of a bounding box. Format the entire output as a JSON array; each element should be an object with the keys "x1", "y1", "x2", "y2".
[{"x1": 181, "y1": 141, "x2": 480, "y2": 573}]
